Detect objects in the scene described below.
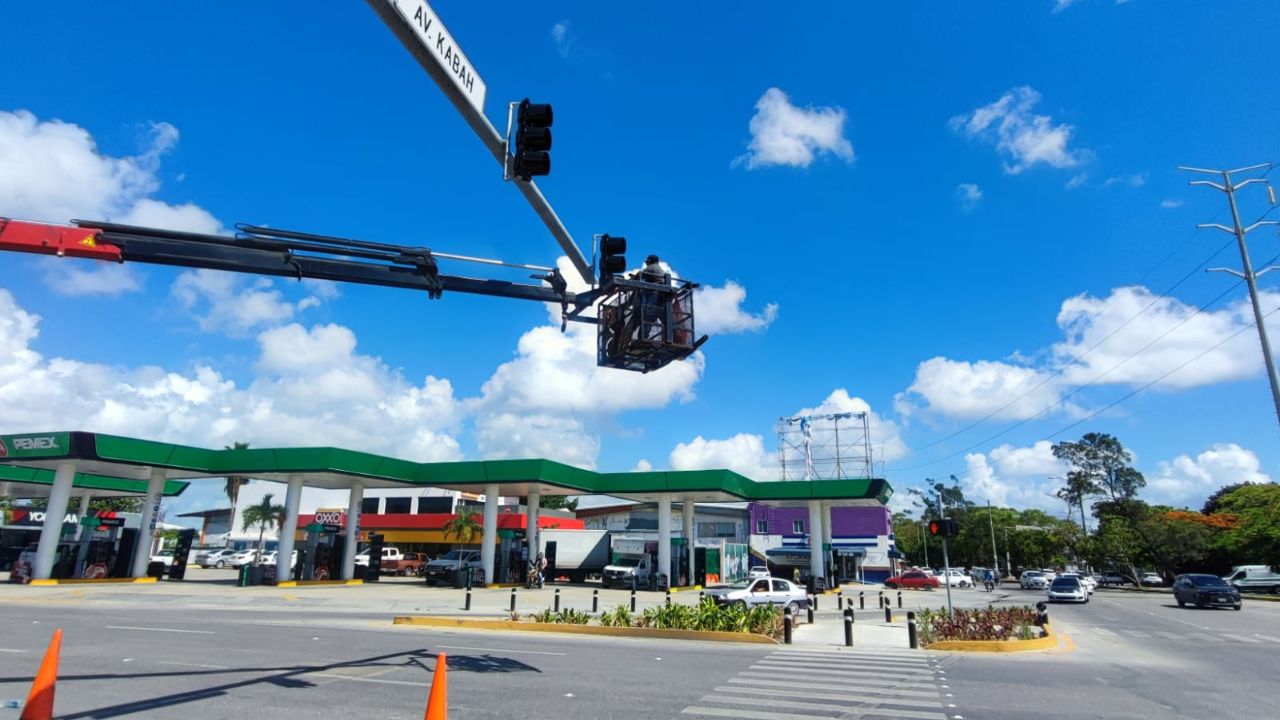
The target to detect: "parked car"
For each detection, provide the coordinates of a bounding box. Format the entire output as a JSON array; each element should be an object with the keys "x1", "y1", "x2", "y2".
[
  {"x1": 381, "y1": 552, "x2": 429, "y2": 576},
  {"x1": 1099, "y1": 571, "x2": 1132, "y2": 586},
  {"x1": 1047, "y1": 576, "x2": 1088, "y2": 603},
  {"x1": 748, "y1": 565, "x2": 771, "y2": 579},
  {"x1": 195, "y1": 548, "x2": 237, "y2": 569},
  {"x1": 1172, "y1": 574, "x2": 1242, "y2": 610},
  {"x1": 422, "y1": 550, "x2": 482, "y2": 585},
  {"x1": 260, "y1": 550, "x2": 297, "y2": 569},
  {"x1": 227, "y1": 549, "x2": 258, "y2": 568},
  {"x1": 940, "y1": 569, "x2": 973, "y2": 588},
  {"x1": 704, "y1": 577, "x2": 809, "y2": 614},
  {"x1": 884, "y1": 571, "x2": 939, "y2": 590},
  {"x1": 1019, "y1": 570, "x2": 1048, "y2": 590},
  {"x1": 150, "y1": 550, "x2": 176, "y2": 567},
  {"x1": 355, "y1": 546, "x2": 403, "y2": 568},
  {"x1": 1140, "y1": 572, "x2": 1164, "y2": 587},
  {"x1": 1040, "y1": 568, "x2": 1058, "y2": 582}
]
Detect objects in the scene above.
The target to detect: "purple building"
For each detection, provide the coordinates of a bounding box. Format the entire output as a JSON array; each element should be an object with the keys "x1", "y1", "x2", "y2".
[{"x1": 748, "y1": 503, "x2": 897, "y2": 583}]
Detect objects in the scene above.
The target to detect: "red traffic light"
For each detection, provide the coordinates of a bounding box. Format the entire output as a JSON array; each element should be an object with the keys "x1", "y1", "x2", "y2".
[{"x1": 928, "y1": 520, "x2": 943, "y2": 537}]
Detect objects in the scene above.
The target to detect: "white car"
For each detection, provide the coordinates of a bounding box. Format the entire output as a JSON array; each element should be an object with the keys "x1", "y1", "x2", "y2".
[
  {"x1": 260, "y1": 550, "x2": 297, "y2": 569},
  {"x1": 1020, "y1": 570, "x2": 1048, "y2": 590},
  {"x1": 705, "y1": 577, "x2": 809, "y2": 614},
  {"x1": 940, "y1": 569, "x2": 973, "y2": 588},
  {"x1": 150, "y1": 550, "x2": 176, "y2": 567},
  {"x1": 227, "y1": 549, "x2": 258, "y2": 568},
  {"x1": 748, "y1": 565, "x2": 771, "y2": 579},
  {"x1": 1061, "y1": 572, "x2": 1096, "y2": 594},
  {"x1": 195, "y1": 548, "x2": 237, "y2": 568},
  {"x1": 1047, "y1": 576, "x2": 1088, "y2": 603},
  {"x1": 1040, "y1": 568, "x2": 1058, "y2": 582},
  {"x1": 1140, "y1": 572, "x2": 1163, "y2": 587}
]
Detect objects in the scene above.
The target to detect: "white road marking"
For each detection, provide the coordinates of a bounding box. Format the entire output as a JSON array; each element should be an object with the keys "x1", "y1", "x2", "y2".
[
  {"x1": 757, "y1": 658, "x2": 933, "y2": 675},
  {"x1": 308, "y1": 672, "x2": 423, "y2": 687},
  {"x1": 1091, "y1": 627, "x2": 1118, "y2": 636},
  {"x1": 698, "y1": 694, "x2": 948, "y2": 720},
  {"x1": 1121, "y1": 630, "x2": 1150, "y2": 638},
  {"x1": 1221, "y1": 633, "x2": 1261, "y2": 644},
  {"x1": 1254, "y1": 634, "x2": 1280, "y2": 643},
  {"x1": 436, "y1": 645, "x2": 565, "y2": 656},
  {"x1": 750, "y1": 663, "x2": 932, "y2": 681},
  {"x1": 106, "y1": 626, "x2": 214, "y2": 635},
  {"x1": 732, "y1": 675, "x2": 939, "y2": 696},
  {"x1": 1188, "y1": 632, "x2": 1223, "y2": 643},
  {"x1": 1153, "y1": 631, "x2": 1181, "y2": 640},
  {"x1": 155, "y1": 661, "x2": 230, "y2": 670},
  {"x1": 683, "y1": 707, "x2": 836, "y2": 720},
  {"x1": 715, "y1": 685, "x2": 944, "y2": 709},
  {"x1": 0, "y1": 648, "x2": 24, "y2": 653}
]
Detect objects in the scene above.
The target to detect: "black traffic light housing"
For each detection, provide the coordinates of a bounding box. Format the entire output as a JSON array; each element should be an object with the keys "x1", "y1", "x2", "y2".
[
  {"x1": 513, "y1": 99, "x2": 553, "y2": 181},
  {"x1": 598, "y1": 234, "x2": 626, "y2": 283},
  {"x1": 928, "y1": 518, "x2": 959, "y2": 538}
]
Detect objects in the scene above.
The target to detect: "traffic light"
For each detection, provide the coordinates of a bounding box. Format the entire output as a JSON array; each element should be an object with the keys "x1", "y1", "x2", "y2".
[
  {"x1": 599, "y1": 234, "x2": 626, "y2": 283},
  {"x1": 928, "y1": 518, "x2": 959, "y2": 537},
  {"x1": 513, "y1": 99, "x2": 553, "y2": 180}
]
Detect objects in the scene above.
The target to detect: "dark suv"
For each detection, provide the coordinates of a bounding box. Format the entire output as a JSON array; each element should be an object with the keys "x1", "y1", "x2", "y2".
[{"x1": 1172, "y1": 574, "x2": 1241, "y2": 610}]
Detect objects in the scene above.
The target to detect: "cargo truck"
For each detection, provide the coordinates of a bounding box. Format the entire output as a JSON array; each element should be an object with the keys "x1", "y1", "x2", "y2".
[{"x1": 539, "y1": 529, "x2": 610, "y2": 583}]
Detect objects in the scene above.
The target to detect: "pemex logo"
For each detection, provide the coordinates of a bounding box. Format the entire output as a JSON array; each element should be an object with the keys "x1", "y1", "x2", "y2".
[{"x1": 0, "y1": 438, "x2": 7, "y2": 458}]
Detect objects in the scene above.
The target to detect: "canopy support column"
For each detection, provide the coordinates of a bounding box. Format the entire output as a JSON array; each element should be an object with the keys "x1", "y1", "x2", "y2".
[
  {"x1": 682, "y1": 497, "x2": 695, "y2": 587},
  {"x1": 808, "y1": 500, "x2": 825, "y2": 584},
  {"x1": 33, "y1": 462, "x2": 76, "y2": 580},
  {"x1": 527, "y1": 489, "x2": 540, "y2": 575},
  {"x1": 341, "y1": 482, "x2": 363, "y2": 580},
  {"x1": 482, "y1": 484, "x2": 499, "y2": 586},
  {"x1": 822, "y1": 502, "x2": 834, "y2": 584},
  {"x1": 658, "y1": 495, "x2": 672, "y2": 588},
  {"x1": 276, "y1": 474, "x2": 303, "y2": 584},
  {"x1": 74, "y1": 493, "x2": 94, "y2": 541},
  {"x1": 131, "y1": 469, "x2": 166, "y2": 578}
]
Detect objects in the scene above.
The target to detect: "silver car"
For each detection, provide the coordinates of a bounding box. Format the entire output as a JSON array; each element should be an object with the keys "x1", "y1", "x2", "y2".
[
  {"x1": 195, "y1": 548, "x2": 237, "y2": 568},
  {"x1": 706, "y1": 577, "x2": 810, "y2": 614}
]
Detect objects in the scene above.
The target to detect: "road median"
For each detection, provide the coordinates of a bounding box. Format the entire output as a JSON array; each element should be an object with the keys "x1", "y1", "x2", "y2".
[
  {"x1": 392, "y1": 615, "x2": 778, "y2": 644},
  {"x1": 926, "y1": 622, "x2": 1062, "y2": 653}
]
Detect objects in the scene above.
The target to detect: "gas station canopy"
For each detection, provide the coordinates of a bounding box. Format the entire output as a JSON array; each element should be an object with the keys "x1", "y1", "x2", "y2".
[
  {"x1": 0, "y1": 431, "x2": 893, "y2": 506},
  {"x1": 0, "y1": 463, "x2": 188, "y2": 499}
]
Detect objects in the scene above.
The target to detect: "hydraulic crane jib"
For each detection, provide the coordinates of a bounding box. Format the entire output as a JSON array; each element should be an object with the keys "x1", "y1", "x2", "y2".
[{"x1": 0, "y1": 216, "x2": 707, "y2": 373}]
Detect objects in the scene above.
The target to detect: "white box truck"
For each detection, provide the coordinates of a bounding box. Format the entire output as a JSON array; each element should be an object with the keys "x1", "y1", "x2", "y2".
[
  {"x1": 539, "y1": 529, "x2": 609, "y2": 583},
  {"x1": 1223, "y1": 565, "x2": 1280, "y2": 594}
]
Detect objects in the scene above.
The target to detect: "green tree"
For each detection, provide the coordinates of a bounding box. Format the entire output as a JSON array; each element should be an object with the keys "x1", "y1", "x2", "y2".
[
  {"x1": 1137, "y1": 510, "x2": 1216, "y2": 575},
  {"x1": 1055, "y1": 470, "x2": 1099, "y2": 534},
  {"x1": 539, "y1": 495, "x2": 579, "y2": 511},
  {"x1": 1052, "y1": 433, "x2": 1146, "y2": 509},
  {"x1": 1201, "y1": 482, "x2": 1253, "y2": 516},
  {"x1": 241, "y1": 493, "x2": 286, "y2": 562},
  {"x1": 442, "y1": 508, "x2": 483, "y2": 548},
  {"x1": 1212, "y1": 483, "x2": 1280, "y2": 567},
  {"x1": 223, "y1": 441, "x2": 251, "y2": 513}
]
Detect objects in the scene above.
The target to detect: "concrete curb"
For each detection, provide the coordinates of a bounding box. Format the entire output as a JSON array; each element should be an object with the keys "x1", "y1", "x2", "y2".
[
  {"x1": 925, "y1": 622, "x2": 1060, "y2": 653},
  {"x1": 392, "y1": 615, "x2": 779, "y2": 644},
  {"x1": 28, "y1": 577, "x2": 158, "y2": 586},
  {"x1": 274, "y1": 579, "x2": 363, "y2": 588}
]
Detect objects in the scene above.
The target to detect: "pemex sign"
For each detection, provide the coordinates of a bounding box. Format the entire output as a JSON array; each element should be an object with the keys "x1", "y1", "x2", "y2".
[{"x1": 0, "y1": 433, "x2": 70, "y2": 459}]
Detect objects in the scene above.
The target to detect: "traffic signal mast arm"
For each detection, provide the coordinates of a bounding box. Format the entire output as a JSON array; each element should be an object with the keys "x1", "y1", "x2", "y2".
[{"x1": 0, "y1": 217, "x2": 594, "y2": 310}]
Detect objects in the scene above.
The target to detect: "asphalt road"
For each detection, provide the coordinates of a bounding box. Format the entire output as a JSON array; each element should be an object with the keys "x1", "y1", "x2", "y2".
[{"x1": 942, "y1": 586, "x2": 1280, "y2": 720}]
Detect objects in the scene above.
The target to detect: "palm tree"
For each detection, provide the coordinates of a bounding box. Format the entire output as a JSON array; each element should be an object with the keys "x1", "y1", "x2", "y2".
[
  {"x1": 223, "y1": 441, "x2": 251, "y2": 514},
  {"x1": 241, "y1": 493, "x2": 286, "y2": 563},
  {"x1": 442, "y1": 508, "x2": 483, "y2": 549}
]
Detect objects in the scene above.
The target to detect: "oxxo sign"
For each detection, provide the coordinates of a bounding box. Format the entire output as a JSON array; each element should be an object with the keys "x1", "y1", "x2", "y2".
[{"x1": 314, "y1": 510, "x2": 345, "y2": 526}]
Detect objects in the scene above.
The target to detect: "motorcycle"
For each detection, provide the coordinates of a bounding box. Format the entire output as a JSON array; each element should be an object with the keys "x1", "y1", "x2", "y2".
[{"x1": 527, "y1": 563, "x2": 544, "y2": 589}]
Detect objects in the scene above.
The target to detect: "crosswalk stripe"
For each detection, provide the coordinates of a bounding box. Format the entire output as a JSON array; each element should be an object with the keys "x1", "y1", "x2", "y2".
[
  {"x1": 698, "y1": 694, "x2": 949, "y2": 720},
  {"x1": 1221, "y1": 633, "x2": 1261, "y2": 644},
  {"x1": 767, "y1": 651, "x2": 930, "y2": 665},
  {"x1": 715, "y1": 684, "x2": 945, "y2": 709},
  {"x1": 757, "y1": 659, "x2": 935, "y2": 675},
  {"x1": 682, "y1": 707, "x2": 838, "y2": 720},
  {"x1": 751, "y1": 663, "x2": 932, "y2": 681},
  {"x1": 1188, "y1": 633, "x2": 1223, "y2": 643},
  {"x1": 1121, "y1": 630, "x2": 1150, "y2": 638},
  {"x1": 733, "y1": 674, "x2": 940, "y2": 696}
]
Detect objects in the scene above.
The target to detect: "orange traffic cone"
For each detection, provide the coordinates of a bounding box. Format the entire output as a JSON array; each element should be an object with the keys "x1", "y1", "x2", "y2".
[
  {"x1": 20, "y1": 628, "x2": 62, "y2": 720},
  {"x1": 423, "y1": 651, "x2": 447, "y2": 720}
]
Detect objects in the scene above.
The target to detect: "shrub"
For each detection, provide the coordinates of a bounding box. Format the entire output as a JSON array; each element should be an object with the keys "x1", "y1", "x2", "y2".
[
  {"x1": 919, "y1": 605, "x2": 1041, "y2": 645},
  {"x1": 598, "y1": 604, "x2": 633, "y2": 627},
  {"x1": 556, "y1": 608, "x2": 591, "y2": 625}
]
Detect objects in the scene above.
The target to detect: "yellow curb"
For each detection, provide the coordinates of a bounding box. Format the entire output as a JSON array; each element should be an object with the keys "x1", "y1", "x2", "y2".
[
  {"x1": 392, "y1": 616, "x2": 779, "y2": 644},
  {"x1": 28, "y1": 577, "x2": 158, "y2": 586},
  {"x1": 486, "y1": 583, "x2": 524, "y2": 589},
  {"x1": 273, "y1": 579, "x2": 363, "y2": 588},
  {"x1": 925, "y1": 623, "x2": 1060, "y2": 653},
  {"x1": 669, "y1": 585, "x2": 702, "y2": 592}
]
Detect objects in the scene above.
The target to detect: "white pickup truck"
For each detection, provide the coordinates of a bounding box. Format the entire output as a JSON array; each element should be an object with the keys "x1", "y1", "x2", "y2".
[
  {"x1": 422, "y1": 550, "x2": 483, "y2": 585},
  {"x1": 602, "y1": 553, "x2": 652, "y2": 589},
  {"x1": 354, "y1": 546, "x2": 402, "y2": 568}
]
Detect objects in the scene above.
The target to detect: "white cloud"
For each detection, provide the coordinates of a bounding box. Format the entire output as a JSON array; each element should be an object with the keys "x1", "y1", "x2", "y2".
[
  {"x1": 172, "y1": 270, "x2": 325, "y2": 336},
  {"x1": 1147, "y1": 443, "x2": 1272, "y2": 507},
  {"x1": 670, "y1": 433, "x2": 778, "y2": 481},
  {"x1": 695, "y1": 281, "x2": 778, "y2": 334},
  {"x1": 1102, "y1": 172, "x2": 1147, "y2": 189},
  {"x1": 551, "y1": 20, "x2": 571, "y2": 59},
  {"x1": 474, "y1": 412, "x2": 598, "y2": 468},
  {"x1": 735, "y1": 88, "x2": 854, "y2": 170},
  {"x1": 955, "y1": 183, "x2": 982, "y2": 211},
  {"x1": 631, "y1": 459, "x2": 653, "y2": 472},
  {"x1": 961, "y1": 450, "x2": 1068, "y2": 512},
  {"x1": 1160, "y1": 198, "x2": 1184, "y2": 209},
  {"x1": 950, "y1": 86, "x2": 1085, "y2": 175},
  {"x1": 899, "y1": 286, "x2": 1278, "y2": 421},
  {"x1": 0, "y1": 110, "x2": 221, "y2": 297},
  {"x1": 794, "y1": 389, "x2": 909, "y2": 465},
  {"x1": 1052, "y1": 0, "x2": 1081, "y2": 13}
]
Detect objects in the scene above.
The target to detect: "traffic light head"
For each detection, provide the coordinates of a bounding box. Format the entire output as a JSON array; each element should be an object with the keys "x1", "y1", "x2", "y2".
[
  {"x1": 928, "y1": 518, "x2": 959, "y2": 537},
  {"x1": 514, "y1": 99, "x2": 553, "y2": 180},
  {"x1": 928, "y1": 520, "x2": 943, "y2": 537},
  {"x1": 599, "y1": 234, "x2": 626, "y2": 281}
]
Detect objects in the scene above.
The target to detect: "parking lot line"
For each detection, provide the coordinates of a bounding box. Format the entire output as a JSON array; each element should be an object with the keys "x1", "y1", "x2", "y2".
[{"x1": 106, "y1": 625, "x2": 215, "y2": 635}]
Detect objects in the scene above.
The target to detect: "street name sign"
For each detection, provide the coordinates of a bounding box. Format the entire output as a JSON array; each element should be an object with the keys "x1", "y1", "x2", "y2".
[{"x1": 385, "y1": 0, "x2": 487, "y2": 114}]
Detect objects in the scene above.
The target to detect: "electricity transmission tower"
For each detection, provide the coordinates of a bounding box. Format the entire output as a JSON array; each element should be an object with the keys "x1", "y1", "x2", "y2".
[{"x1": 1180, "y1": 163, "x2": 1280, "y2": 434}]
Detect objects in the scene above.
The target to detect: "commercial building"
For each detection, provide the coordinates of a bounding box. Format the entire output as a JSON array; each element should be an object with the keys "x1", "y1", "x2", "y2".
[{"x1": 749, "y1": 503, "x2": 899, "y2": 583}]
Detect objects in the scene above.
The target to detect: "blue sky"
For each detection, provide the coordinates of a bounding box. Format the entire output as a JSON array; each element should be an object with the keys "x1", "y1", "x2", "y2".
[{"x1": 1, "y1": 0, "x2": 1278, "y2": 519}]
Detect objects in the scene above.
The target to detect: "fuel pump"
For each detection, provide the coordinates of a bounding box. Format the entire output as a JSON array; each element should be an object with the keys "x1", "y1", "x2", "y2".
[
  {"x1": 301, "y1": 521, "x2": 341, "y2": 580},
  {"x1": 74, "y1": 515, "x2": 125, "y2": 579}
]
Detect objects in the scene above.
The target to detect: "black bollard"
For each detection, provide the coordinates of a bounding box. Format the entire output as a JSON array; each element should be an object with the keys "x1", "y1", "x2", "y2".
[
  {"x1": 907, "y1": 610, "x2": 918, "y2": 649},
  {"x1": 665, "y1": 588, "x2": 671, "y2": 606},
  {"x1": 784, "y1": 606, "x2": 793, "y2": 644},
  {"x1": 592, "y1": 589, "x2": 599, "y2": 614},
  {"x1": 807, "y1": 600, "x2": 815, "y2": 625},
  {"x1": 630, "y1": 589, "x2": 637, "y2": 613},
  {"x1": 898, "y1": 590, "x2": 903, "y2": 609},
  {"x1": 554, "y1": 587, "x2": 561, "y2": 612},
  {"x1": 465, "y1": 588, "x2": 472, "y2": 611},
  {"x1": 510, "y1": 587, "x2": 517, "y2": 612},
  {"x1": 859, "y1": 591, "x2": 865, "y2": 610},
  {"x1": 846, "y1": 597, "x2": 853, "y2": 611},
  {"x1": 813, "y1": 593, "x2": 819, "y2": 611},
  {"x1": 843, "y1": 608, "x2": 854, "y2": 646},
  {"x1": 879, "y1": 591, "x2": 885, "y2": 608},
  {"x1": 699, "y1": 590, "x2": 705, "y2": 604},
  {"x1": 884, "y1": 604, "x2": 892, "y2": 623}
]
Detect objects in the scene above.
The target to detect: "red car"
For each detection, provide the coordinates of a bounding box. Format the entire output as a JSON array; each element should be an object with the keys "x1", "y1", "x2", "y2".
[{"x1": 884, "y1": 571, "x2": 939, "y2": 590}]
